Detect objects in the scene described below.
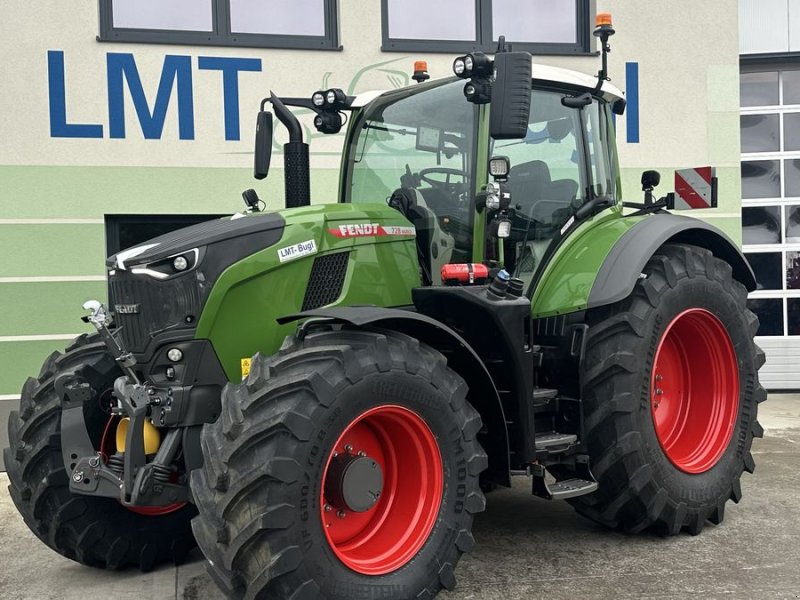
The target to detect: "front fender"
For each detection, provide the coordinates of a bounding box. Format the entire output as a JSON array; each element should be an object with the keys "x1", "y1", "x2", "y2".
[{"x1": 279, "y1": 306, "x2": 512, "y2": 487}]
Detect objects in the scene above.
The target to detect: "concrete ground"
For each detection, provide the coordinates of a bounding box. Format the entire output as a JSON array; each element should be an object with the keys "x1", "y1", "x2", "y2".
[{"x1": 1, "y1": 396, "x2": 799, "y2": 600}]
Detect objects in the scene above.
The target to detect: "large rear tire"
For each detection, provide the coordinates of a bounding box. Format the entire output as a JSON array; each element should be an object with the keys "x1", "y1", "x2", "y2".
[
  {"x1": 191, "y1": 328, "x2": 487, "y2": 599},
  {"x1": 3, "y1": 333, "x2": 197, "y2": 570},
  {"x1": 571, "y1": 244, "x2": 766, "y2": 535}
]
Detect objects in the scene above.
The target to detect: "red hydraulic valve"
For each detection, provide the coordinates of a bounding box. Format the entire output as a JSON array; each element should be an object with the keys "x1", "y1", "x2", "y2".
[{"x1": 441, "y1": 263, "x2": 489, "y2": 285}]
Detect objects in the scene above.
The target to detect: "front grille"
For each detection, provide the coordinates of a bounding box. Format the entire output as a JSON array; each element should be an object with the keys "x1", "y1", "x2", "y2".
[
  {"x1": 302, "y1": 252, "x2": 350, "y2": 311},
  {"x1": 108, "y1": 271, "x2": 201, "y2": 354}
]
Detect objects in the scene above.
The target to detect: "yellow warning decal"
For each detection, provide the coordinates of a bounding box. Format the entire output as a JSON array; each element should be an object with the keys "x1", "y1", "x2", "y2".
[{"x1": 241, "y1": 358, "x2": 252, "y2": 379}]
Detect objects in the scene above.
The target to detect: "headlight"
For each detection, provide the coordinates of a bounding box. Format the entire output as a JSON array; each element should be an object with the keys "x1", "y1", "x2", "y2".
[
  {"x1": 130, "y1": 248, "x2": 200, "y2": 279},
  {"x1": 486, "y1": 194, "x2": 500, "y2": 210},
  {"x1": 173, "y1": 256, "x2": 188, "y2": 271},
  {"x1": 312, "y1": 92, "x2": 325, "y2": 107},
  {"x1": 167, "y1": 348, "x2": 183, "y2": 362},
  {"x1": 453, "y1": 57, "x2": 466, "y2": 76}
]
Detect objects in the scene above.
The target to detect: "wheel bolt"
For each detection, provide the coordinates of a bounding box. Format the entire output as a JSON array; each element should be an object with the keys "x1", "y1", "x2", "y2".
[
  {"x1": 337, "y1": 510, "x2": 346, "y2": 519},
  {"x1": 655, "y1": 374, "x2": 663, "y2": 382},
  {"x1": 358, "y1": 450, "x2": 366, "y2": 457},
  {"x1": 324, "y1": 504, "x2": 332, "y2": 512},
  {"x1": 344, "y1": 444, "x2": 353, "y2": 453},
  {"x1": 655, "y1": 388, "x2": 663, "y2": 395}
]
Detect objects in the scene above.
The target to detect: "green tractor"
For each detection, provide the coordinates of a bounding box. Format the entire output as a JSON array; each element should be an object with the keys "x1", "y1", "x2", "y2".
[{"x1": 5, "y1": 19, "x2": 764, "y2": 600}]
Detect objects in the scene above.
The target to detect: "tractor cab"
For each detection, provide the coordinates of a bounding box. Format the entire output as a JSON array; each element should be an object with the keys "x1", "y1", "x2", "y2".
[{"x1": 341, "y1": 68, "x2": 623, "y2": 287}]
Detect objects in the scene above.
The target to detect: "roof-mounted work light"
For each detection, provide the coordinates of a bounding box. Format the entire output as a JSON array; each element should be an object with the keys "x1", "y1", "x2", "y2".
[{"x1": 452, "y1": 52, "x2": 493, "y2": 79}]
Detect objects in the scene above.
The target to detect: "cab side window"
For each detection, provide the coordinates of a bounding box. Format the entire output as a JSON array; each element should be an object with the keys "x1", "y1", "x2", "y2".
[{"x1": 492, "y1": 90, "x2": 585, "y2": 279}]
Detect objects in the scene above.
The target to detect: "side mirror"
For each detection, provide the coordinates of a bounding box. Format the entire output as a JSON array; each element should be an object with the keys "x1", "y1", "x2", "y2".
[
  {"x1": 641, "y1": 170, "x2": 661, "y2": 190},
  {"x1": 254, "y1": 111, "x2": 273, "y2": 180},
  {"x1": 490, "y1": 51, "x2": 532, "y2": 140}
]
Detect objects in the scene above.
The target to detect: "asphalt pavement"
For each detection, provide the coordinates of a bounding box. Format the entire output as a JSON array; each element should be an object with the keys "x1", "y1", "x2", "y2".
[{"x1": 1, "y1": 396, "x2": 798, "y2": 600}]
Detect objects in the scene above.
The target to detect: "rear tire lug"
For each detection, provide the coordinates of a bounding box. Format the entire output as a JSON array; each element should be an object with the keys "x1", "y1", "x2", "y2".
[{"x1": 337, "y1": 510, "x2": 346, "y2": 519}]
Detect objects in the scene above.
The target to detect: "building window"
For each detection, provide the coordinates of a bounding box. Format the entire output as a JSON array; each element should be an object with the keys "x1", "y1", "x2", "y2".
[
  {"x1": 381, "y1": 0, "x2": 592, "y2": 55},
  {"x1": 741, "y1": 67, "x2": 800, "y2": 337},
  {"x1": 105, "y1": 214, "x2": 225, "y2": 256},
  {"x1": 98, "y1": 0, "x2": 341, "y2": 50}
]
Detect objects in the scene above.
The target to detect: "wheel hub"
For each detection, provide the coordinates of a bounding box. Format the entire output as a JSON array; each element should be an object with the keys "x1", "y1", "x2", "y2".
[
  {"x1": 320, "y1": 405, "x2": 444, "y2": 576},
  {"x1": 324, "y1": 453, "x2": 384, "y2": 513}
]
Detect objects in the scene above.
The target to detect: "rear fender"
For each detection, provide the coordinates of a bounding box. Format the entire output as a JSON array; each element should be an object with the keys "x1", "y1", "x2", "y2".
[
  {"x1": 532, "y1": 212, "x2": 755, "y2": 318},
  {"x1": 588, "y1": 213, "x2": 756, "y2": 308}
]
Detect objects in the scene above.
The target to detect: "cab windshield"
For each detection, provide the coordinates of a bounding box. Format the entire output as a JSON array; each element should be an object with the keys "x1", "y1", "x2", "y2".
[
  {"x1": 344, "y1": 80, "x2": 618, "y2": 285},
  {"x1": 346, "y1": 80, "x2": 478, "y2": 263}
]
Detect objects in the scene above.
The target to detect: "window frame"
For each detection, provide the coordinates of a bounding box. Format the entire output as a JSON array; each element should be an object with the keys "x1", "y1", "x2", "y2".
[
  {"x1": 98, "y1": 0, "x2": 341, "y2": 51},
  {"x1": 740, "y1": 61, "x2": 800, "y2": 337},
  {"x1": 380, "y1": 0, "x2": 594, "y2": 55}
]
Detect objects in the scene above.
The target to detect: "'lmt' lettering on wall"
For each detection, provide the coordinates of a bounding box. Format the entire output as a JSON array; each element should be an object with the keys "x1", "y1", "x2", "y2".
[
  {"x1": 107, "y1": 53, "x2": 194, "y2": 140},
  {"x1": 47, "y1": 50, "x2": 263, "y2": 141}
]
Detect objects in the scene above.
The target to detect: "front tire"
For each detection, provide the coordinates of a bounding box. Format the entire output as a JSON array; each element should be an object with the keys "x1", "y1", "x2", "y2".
[
  {"x1": 572, "y1": 244, "x2": 766, "y2": 535},
  {"x1": 3, "y1": 333, "x2": 197, "y2": 570},
  {"x1": 191, "y1": 328, "x2": 487, "y2": 599}
]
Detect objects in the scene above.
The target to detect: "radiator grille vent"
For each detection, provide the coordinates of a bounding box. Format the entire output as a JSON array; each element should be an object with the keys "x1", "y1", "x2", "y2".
[{"x1": 302, "y1": 252, "x2": 350, "y2": 311}]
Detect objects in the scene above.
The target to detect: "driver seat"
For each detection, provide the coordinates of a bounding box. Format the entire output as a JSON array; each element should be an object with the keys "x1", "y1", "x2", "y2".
[{"x1": 388, "y1": 187, "x2": 454, "y2": 285}]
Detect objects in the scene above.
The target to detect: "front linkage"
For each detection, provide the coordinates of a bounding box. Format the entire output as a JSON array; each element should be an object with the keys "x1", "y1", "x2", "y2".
[{"x1": 61, "y1": 300, "x2": 190, "y2": 508}]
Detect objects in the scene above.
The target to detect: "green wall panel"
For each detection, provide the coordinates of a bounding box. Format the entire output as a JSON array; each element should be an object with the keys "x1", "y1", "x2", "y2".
[
  {"x1": 0, "y1": 339, "x2": 70, "y2": 395},
  {"x1": 0, "y1": 282, "x2": 105, "y2": 335},
  {"x1": 0, "y1": 166, "x2": 341, "y2": 218},
  {"x1": 0, "y1": 224, "x2": 106, "y2": 276}
]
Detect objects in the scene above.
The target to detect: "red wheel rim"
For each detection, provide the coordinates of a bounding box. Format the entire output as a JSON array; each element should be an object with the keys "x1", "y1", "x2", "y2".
[
  {"x1": 320, "y1": 405, "x2": 444, "y2": 575},
  {"x1": 99, "y1": 416, "x2": 186, "y2": 517},
  {"x1": 651, "y1": 309, "x2": 739, "y2": 474}
]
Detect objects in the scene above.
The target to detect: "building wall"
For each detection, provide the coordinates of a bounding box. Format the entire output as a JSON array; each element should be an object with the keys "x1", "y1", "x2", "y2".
[{"x1": 0, "y1": 0, "x2": 741, "y2": 449}]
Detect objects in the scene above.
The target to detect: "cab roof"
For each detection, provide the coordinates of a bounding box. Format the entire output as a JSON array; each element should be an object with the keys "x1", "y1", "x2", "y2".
[{"x1": 351, "y1": 63, "x2": 625, "y2": 108}]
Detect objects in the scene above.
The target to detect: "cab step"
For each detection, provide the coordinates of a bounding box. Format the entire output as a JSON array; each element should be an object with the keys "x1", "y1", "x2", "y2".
[
  {"x1": 534, "y1": 432, "x2": 577, "y2": 453},
  {"x1": 531, "y1": 459, "x2": 598, "y2": 501},
  {"x1": 532, "y1": 387, "x2": 558, "y2": 405}
]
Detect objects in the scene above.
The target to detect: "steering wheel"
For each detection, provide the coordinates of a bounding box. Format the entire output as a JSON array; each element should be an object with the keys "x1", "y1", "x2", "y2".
[{"x1": 419, "y1": 167, "x2": 469, "y2": 189}]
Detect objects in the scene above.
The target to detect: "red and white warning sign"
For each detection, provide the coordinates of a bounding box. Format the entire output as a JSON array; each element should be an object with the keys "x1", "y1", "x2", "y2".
[{"x1": 674, "y1": 166, "x2": 718, "y2": 210}]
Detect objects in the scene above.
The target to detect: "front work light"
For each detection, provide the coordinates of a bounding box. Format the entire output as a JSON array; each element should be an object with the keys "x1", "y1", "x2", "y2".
[
  {"x1": 325, "y1": 88, "x2": 347, "y2": 108},
  {"x1": 489, "y1": 156, "x2": 511, "y2": 180},
  {"x1": 312, "y1": 91, "x2": 325, "y2": 107}
]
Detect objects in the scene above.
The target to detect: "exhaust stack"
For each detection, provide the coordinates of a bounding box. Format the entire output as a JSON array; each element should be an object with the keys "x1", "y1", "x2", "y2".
[{"x1": 270, "y1": 92, "x2": 310, "y2": 208}]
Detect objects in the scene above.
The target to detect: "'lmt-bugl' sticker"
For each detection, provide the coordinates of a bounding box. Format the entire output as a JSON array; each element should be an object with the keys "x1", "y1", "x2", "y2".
[{"x1": 278, "y1": 239, "x2": 317, "y2": 262}]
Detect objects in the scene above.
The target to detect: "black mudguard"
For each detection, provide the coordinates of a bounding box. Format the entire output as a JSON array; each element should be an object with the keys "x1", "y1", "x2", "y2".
[
  {"x1": 588, "y1": 213, "x2": 756, "y2": 309},
  {"x1": 278, "y1": 306, "x2": 512, "y2": 487}
]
